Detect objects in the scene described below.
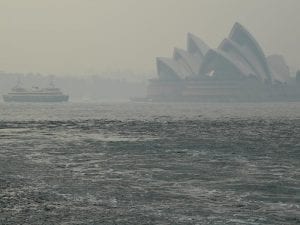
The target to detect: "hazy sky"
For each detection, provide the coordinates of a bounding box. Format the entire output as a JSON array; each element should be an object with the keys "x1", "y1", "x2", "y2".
[{"x1": 0, "y1": 0, "x2": 300, "y2": 76}]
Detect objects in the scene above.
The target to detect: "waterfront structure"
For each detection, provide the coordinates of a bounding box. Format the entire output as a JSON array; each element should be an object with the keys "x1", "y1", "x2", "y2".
[{"x1": 148, "y1": 23, "x2": 300, "y2": 102}]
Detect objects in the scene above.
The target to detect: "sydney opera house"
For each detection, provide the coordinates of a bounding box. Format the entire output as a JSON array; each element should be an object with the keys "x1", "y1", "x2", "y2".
[{"x1": 147, "y1": 23, "x2": 300, "y2": 102}]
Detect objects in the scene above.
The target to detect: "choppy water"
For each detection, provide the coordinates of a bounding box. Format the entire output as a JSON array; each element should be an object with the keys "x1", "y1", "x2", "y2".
[{"x1": 0, "y1": 102, "x2": 299, "y2": 225}]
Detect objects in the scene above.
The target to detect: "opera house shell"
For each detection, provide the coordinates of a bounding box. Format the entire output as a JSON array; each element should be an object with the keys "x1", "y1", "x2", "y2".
[{"x1": 147, "y1": 23, "x2": 300, "y2": 102}]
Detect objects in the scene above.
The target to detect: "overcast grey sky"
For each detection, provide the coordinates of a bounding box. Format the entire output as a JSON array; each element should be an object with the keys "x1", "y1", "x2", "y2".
[{"x1": 0, "y1": 0, "x2": 300, "y2": 76}]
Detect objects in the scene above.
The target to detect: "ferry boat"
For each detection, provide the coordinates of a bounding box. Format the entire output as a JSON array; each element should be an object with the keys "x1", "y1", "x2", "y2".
[{"x1": 2, "y1": 82, "x2": 69, "y2": 103}]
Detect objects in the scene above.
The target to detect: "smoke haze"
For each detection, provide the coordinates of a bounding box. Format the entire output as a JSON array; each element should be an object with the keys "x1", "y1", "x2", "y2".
[{"x1": 0, "y1": 0, "x2": 300, "y2": 76}]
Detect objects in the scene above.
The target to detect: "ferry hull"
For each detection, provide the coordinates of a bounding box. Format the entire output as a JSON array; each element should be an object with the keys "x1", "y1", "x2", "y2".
[{"x1": 3, "y1": 95, "x2": 69, "y2": 103}]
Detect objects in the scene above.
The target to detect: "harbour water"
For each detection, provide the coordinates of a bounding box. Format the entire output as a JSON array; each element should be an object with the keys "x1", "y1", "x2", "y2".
[{"x1": 0, "y1": 102, "x2": 299, "y2": 224}]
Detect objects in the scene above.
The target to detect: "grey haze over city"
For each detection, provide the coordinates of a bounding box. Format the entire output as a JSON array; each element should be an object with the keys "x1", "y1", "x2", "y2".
[
  {"x1": 1, "y1": 0, "x2": 300, "y2": 76},
  {"x1": 1, "y1": 1, "x2": 300, "y2": 224}
]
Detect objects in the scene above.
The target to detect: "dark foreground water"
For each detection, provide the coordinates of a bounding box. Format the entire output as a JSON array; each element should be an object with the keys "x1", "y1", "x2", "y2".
[{"x1": 0, "y1": 102, "x2": 299, "y2": 225}]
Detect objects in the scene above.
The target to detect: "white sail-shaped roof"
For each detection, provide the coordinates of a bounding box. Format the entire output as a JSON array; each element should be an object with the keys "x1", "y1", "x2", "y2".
[
  {"x1": 187, "y1": 33, "x2": 210, "y2": 57},
  {"x1": 156, "y1": 57, "x2": 190, "y2": 80},
  {"x1": 219, "y1": 38, "x2": 259, "y2": 79},
  {"x1": 229, "y1": 23, "x2": 272, "y2": 81},
  {"x1": 155, "y1": 23, "x2": 283, "y2": 83},
  {"x1": 267, "y1": 55, "x2": 290, "y2": 83},
  {"x1": 173, "y1": 48, "x2": 201, "y2": 75},
  {"x1": 199, "y1": 49, "x2": 249, "y2": 78}
]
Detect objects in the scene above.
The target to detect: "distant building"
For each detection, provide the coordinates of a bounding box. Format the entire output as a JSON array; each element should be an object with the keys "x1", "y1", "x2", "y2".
[{"x1": 148, "y1": 23, "x2": 300, "y2": 102}]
